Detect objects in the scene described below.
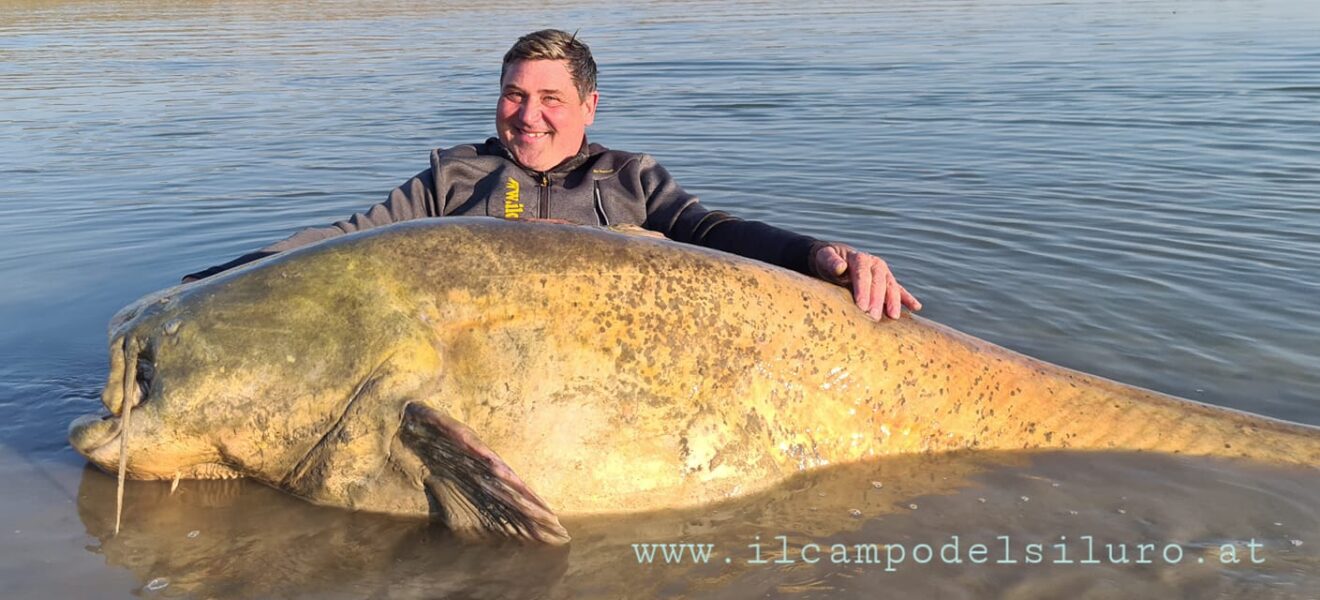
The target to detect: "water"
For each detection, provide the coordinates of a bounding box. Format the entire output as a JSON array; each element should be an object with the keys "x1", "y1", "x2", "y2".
[{"x1": 1, "y1": 0, "x2": 1318, "y2": 597}]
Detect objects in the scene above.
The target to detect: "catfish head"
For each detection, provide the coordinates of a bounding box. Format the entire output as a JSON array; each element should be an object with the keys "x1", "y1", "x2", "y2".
[
  {"x1": 68, "y1": 227, "x2": 570, "y2": 543},
  {"x1": 65, "y1": 241, "x2": 433, "y2": 490},
  {"x1": 64, "y1": 240, "x2": 435, "y2": 487},
  {"x1": 69, "y1": 285, "x2": 249, "y2": 482}
]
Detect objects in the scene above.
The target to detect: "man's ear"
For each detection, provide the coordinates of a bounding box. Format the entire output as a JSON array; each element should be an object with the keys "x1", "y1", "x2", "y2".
[{"x1": 582, "y1": 90, "x2": 599, "y2": 126}]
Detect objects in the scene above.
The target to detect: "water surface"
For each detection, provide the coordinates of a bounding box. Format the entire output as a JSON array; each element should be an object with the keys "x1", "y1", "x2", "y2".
[{"x1": 1, "y1": 0, "x2": 1318, "y2": 597}]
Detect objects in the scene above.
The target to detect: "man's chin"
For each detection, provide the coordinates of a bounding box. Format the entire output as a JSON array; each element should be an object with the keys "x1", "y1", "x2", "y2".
[
  {"x1": 511, "y1": 149, "x2": 555, "y2": 172},
  {"x1": 505, "y1": 136, "x2": 570, "y2": 170}
]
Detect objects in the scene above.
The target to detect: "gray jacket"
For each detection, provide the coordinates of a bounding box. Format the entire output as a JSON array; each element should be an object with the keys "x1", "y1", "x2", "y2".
[{"x1": 184, "y1": 139, "x2": 824, "y2": 281}]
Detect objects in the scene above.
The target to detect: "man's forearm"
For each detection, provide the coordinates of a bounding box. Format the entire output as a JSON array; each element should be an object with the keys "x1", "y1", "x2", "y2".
[{"x1": 680, "y1": 210, "x2": 822, "y2": 276}]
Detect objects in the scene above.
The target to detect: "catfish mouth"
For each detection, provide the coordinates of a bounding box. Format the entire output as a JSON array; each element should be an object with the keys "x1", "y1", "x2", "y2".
[
  {"x1": 69, "y1": 332, "x2": 244, "y2": 482},
  {"x1": 68, "y1": 332, "x2": 151, "y2": 463},
  {"x1": 102, "y1": 333, "x2": 155, "y2": 418},
  {"x1": 69, "y1": 413, "x2": 244, "y2": 481},
  {"x1": 69, "y1": 412, "x2": 124, "y2": 458}
]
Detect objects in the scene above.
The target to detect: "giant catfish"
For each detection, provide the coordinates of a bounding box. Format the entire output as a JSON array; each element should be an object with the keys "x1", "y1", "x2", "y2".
[{"x1": 68, "y1": 219, "x2": 1320, "y2": 544}]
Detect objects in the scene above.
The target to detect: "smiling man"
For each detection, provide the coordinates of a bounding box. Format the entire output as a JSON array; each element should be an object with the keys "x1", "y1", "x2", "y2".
[
  {"x1": 185, "y1": 29, "x2": 920, "y2": 320},
  {"x1": 498, "y1": 54, "x2": 593, "y2": 173}
]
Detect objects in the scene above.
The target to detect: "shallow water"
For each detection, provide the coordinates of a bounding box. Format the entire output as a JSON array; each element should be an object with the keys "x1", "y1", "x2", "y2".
[
  {"x1": 2, "y1": 0, "x2": 1318, "y2": 597},
  {"x1": 7, "y1": 451, "x2": 1318, "y2": 598}
]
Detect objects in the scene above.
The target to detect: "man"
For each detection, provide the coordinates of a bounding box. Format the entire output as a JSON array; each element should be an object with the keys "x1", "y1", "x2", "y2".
[{"x1": 185, "y1": 29, "x2": 921, "y2": 321}]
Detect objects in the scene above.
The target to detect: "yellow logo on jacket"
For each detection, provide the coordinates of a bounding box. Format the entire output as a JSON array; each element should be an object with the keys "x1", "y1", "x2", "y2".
[{"x1": 504, "y1": 178, "x2": 524, "y2": 219}]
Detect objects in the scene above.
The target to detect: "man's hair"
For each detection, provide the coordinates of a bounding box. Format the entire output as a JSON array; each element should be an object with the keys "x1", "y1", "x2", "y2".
[{"x1": 502, "y1": 29, "x2": 598, "y2": 101}]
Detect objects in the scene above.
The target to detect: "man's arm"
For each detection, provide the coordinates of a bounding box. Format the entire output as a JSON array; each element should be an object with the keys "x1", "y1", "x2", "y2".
[
  {"x1": 637, "y1": 156, "x2": 920, "y2": 320},
  {"x1": 181, "y1": 168, "x2": 439, "y2": 282}
]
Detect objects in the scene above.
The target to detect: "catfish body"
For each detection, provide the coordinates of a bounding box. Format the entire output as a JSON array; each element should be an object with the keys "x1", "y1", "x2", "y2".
[{"x1": 69, "y1": 219, "x2": 1320, "y2": 542}]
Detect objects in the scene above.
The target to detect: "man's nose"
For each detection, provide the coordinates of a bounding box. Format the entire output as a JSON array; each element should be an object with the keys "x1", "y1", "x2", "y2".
[{"x1": 517, "y1": 98, "x2": 542, "y2": 123}]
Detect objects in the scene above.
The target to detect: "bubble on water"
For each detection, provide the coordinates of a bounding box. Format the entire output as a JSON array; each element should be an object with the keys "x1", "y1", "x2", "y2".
[
  {"x1": 908, "y1": 503, "x2": 918, "y2": 510},
  {"x1": 849, "y1": 508, "x2": 863, "y2": 519},
  {"x1": 1020, "y1": 496, "x2": 1030, "y2": 502},
  {"x1": 146, "y1": 578, "x2": 168, "y2": 591},
  {"x1": 871, "y1": 481, "x2": 883, "y2": 489},
  {"x1": 187, "y1": 530, "x2": 200, "y2": 539}
]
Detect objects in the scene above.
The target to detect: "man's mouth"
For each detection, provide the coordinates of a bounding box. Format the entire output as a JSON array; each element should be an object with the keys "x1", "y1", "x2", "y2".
[{"x1": 514, "y1": 128, "x2": 550, "y2": 141}]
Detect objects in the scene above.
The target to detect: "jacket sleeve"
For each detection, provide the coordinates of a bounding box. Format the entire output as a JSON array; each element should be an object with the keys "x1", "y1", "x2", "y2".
[
  {"x1": 638, "y1": 155, "x2": 824, "y2": 277},
  {"x1": 181, "y1": 162, "x2": 442, "y2": 282}
]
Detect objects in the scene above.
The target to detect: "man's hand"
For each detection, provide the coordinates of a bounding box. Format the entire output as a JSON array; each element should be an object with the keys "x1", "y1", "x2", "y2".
[{"x1": 813, "y1": 243, "x2": 922, "y2": 321}]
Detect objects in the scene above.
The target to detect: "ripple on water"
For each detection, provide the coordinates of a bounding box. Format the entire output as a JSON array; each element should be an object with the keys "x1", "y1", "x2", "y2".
[{"x1": 1, "y1": 0, "x2": 1318, "y2": 598}]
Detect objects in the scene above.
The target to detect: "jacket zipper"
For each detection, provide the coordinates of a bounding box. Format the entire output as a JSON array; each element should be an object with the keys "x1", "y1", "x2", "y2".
[
  {"x1": 593, "y1": 181, "x2": 609, "y2": 226},
  {"x1": 539, "y1": 174, "x2": 550, "y2": 219}
]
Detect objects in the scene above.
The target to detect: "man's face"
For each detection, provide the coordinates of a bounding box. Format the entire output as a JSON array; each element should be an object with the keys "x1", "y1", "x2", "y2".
[{"x1": 496, "y1": 59, "x2": 598, "y2": 172}]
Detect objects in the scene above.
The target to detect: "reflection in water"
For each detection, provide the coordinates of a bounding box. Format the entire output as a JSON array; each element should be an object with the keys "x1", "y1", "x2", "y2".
[
  {"x1": 78, "y1": 451, "x2": 1320, "y2": 598},
  {"x1": 75, "y1": 451, "x2": 993, "y2": 597},
  {"x1": 76, "y1": 465, "x2": 572, "y2": 598}
]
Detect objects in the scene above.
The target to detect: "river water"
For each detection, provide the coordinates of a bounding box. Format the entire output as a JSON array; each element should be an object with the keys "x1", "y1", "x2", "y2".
[{"x1": 1, "y1": 0, "x2": 1317, "y2": 597}]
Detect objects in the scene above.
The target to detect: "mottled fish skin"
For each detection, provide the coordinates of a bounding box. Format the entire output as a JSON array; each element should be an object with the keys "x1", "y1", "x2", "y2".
[{"x1": 69, "y1": 218, "x2": 1320, "y2": 522}]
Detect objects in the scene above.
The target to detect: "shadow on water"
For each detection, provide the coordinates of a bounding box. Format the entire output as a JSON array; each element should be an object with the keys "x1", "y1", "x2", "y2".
[
  {"x1": 77, "y1": 450, "x2": 1320, "y2": 598},
  {"x1": 75, "y1": 465, "x2": 571, "y2": 598}
]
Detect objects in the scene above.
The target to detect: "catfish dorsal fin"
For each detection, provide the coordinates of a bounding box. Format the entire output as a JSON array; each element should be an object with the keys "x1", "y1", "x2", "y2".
[{"x1": 400, "y1": 403, "x2": 570, "y2": 545}]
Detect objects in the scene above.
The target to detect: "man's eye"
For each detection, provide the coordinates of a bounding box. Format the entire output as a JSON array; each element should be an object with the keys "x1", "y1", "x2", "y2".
[
  {"x1": 503, "y1": 91, "x2": 524, "y2": 102},
  {"x1": 543, "y1": 96, "x2": 562, "y2": 106}
]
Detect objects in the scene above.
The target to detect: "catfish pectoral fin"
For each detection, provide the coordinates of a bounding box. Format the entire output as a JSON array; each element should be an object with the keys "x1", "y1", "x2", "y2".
[{"x1": 401, "y1": 403, "x2": 570, "y2": 545}]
